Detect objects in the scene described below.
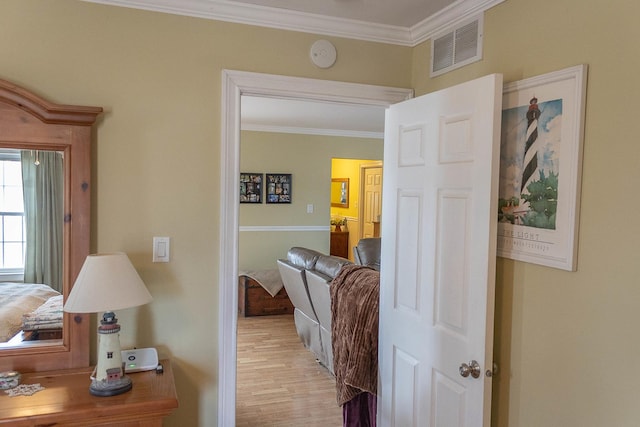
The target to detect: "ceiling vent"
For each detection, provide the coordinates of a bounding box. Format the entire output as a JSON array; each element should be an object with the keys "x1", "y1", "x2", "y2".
[{"x1": 430, "y1": 15, "x2": 483, "y2": 77}]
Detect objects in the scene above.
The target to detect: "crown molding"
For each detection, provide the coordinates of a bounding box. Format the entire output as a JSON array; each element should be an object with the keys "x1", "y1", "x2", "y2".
[
  {"x1": 410, "y1": 0, "x2": 505, "y2": 45},
  {"x1": 82, "y1": 0, "x2": 504, "y2": 46},
  {"x1": 82, "y1": 0, "x2": 413, "y2": 45}
]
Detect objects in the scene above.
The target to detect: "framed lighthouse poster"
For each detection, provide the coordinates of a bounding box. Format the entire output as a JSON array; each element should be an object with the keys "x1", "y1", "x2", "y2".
[{"x1": 497, "y1": 65, "x2": 588, "y2": 271}]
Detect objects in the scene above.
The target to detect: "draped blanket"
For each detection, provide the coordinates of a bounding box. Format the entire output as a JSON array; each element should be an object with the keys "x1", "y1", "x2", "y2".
[
  {"x1": 238, "y1": 269, "x2": 284, "y2": 297},
  {"x1": 331, "y1": 264, "x2": 380, "y2": 406}
]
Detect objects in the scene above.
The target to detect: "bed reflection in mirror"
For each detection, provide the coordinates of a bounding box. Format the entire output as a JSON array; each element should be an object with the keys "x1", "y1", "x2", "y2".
[{"x1": 0, "y1": 148, "x2": 64, "y2": 348}]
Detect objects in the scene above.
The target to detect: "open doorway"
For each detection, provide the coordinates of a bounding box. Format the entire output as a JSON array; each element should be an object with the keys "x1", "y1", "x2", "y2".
[
  {"x1": 358, "y1": 161, "x2": 383, "y2": 240},
  {"x1": 330, "y1": 158, "x2": 382, "y2": 260},
  {"x1": 236, "y1": 119, "x2": 383, "y2": 424},
  {"x1": 218, "y1": 69, "x2": 413, "y2": 425}
]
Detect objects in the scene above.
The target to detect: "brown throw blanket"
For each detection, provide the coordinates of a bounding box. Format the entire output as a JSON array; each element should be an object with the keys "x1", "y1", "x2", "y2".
[{"x1": 331, "y1": 264, "x2": 380, "y2": 406}]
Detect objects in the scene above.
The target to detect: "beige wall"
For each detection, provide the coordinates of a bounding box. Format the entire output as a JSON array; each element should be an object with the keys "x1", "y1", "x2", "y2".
[
  {"x1": 0, "y1": 1, "x2": 410, "y2": 426},
  {"x1": 410, "y1": 1, "x2": 640, "y2": 426},
  {"x1": 239, "y1": 131, "x2": 382, "y2": 269},
  {"x1": 3, "y1": 0, "x2": 640, "y2": 425}
]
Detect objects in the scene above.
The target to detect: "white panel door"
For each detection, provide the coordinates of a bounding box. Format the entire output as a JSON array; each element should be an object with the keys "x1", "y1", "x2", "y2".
[
  {"x1": 378, "y1": 74, "x2": 502, "y2": 427},
  {"x1": 363, "y1": 166, "x2": 383, "y2": 238}
]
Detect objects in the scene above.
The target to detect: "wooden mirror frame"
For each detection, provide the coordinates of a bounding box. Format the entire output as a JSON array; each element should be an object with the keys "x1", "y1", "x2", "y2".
[
  {"x1": 0, "y1": 79, "x2": 102, "y2": 372},
  {"x1": 331, "y1": 178, "x2": 349, "y2": 208}
]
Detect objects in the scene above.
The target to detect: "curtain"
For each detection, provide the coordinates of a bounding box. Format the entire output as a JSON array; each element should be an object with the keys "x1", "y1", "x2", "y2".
[{"x1": 21, "y1": 150, "x2": 64, "y2": 292}]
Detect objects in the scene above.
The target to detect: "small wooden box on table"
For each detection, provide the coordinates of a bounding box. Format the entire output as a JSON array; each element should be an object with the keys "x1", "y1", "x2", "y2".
[
  {"x1": 238, "y1": 273, "x2": 294, "y2": 317},
  {"x1": 0, "y1": 359, "x2": 178, "y2": 426}
]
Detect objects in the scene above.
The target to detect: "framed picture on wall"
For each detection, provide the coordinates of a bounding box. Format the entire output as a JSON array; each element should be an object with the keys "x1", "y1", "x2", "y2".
[
  {"x1": 265, "y1": 173, "x2": 292, "y2": 204},
  {"x1": 240, "y1": 173, "x2": 263, "y2": 203},
  {"x1": 497, "y1": 64, "x2": 588, "y2": 271}
]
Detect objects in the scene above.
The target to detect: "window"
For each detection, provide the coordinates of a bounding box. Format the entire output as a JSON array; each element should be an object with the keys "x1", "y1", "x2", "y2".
[{"x1": 0, "y1": 150, "x2": 25, "y2": 271}]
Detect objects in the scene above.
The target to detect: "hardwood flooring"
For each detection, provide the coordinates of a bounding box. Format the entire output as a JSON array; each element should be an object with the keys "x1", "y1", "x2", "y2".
[{"x1": 236, "y1": 314, "x2": 342, "y2": 427}]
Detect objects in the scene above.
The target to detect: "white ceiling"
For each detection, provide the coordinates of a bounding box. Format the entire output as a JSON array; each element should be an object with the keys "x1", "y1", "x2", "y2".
[{"x1": 83, "y1": 0, "x2": 504, "y2": 46}]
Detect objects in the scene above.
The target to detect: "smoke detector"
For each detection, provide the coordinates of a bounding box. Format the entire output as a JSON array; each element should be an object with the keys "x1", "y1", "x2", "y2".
[{"x1": 310, "y1": 40, "x2": 337, "y2": 69}]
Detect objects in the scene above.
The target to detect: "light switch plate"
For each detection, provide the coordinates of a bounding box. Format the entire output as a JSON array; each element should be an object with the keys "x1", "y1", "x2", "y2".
[{"x1": 153, "y1": 236, "x2": 170, "y2": 262}]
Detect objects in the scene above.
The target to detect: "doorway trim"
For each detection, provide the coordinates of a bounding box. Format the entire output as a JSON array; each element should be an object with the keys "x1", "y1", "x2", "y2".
[{"x1": 218, "y1": 69, "x2": 413, "y2": 425}]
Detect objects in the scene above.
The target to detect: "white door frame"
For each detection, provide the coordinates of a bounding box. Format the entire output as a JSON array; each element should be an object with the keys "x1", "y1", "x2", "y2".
[{"x1": 218, "y1": 69, "x2": 413, "y2": 425}]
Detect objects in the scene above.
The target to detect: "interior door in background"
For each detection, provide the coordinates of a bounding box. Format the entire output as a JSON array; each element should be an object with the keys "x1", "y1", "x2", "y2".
[
  {"x1": 361, "y1": 164, "x2": 383, "y2": 238},
  {"x1": 378, "y1": 73, "x2": 502, "y2": 427}
]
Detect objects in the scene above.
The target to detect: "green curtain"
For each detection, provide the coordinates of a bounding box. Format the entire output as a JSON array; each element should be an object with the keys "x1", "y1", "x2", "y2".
[{"x1": 21, "y1": 150, "x2": 64, "y2": 292}]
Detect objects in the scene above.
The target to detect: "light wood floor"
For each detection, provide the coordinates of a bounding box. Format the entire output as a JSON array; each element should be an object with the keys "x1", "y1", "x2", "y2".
[{"x1": 236, "y1": 314, "x2": 342, "y2": 427}]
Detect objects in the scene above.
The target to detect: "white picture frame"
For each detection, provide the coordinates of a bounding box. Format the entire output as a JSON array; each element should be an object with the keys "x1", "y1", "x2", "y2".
[{"x1": 497, "y1": 64, "x2": 588, "y2": 271}]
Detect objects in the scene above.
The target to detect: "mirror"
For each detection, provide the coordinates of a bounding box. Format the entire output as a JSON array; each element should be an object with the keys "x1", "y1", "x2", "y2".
[
  {"x1": 0, "y1": 148, "x2": 64, "y2": 347},
  {"x1": 0, "y1": 78, "x2": 102, "y2": 372},
  {"x1": 331, "y1": 178, "x2": 349, "y2": 208}
]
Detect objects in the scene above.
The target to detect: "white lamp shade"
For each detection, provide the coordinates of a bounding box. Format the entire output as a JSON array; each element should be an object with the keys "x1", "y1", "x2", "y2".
[{"x1": 64, "y1": 252, "x2": 152, "y2": 313}]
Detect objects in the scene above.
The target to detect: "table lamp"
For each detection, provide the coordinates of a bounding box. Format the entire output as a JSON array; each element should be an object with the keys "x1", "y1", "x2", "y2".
[{"x1": 64, "y1": 252, "x2": 153, "y2": 397}]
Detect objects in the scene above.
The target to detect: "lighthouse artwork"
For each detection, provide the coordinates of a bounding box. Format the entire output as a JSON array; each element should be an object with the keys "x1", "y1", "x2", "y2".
[
  {"x1": 496, "y1": 65, "x2": 588, "y2": 271},
  {"x1": 498, "y1": 95, "x2": 562, "y2": 229},
  {"x1": 522, "y1": 97, "x2": 542, "y2": 194}
]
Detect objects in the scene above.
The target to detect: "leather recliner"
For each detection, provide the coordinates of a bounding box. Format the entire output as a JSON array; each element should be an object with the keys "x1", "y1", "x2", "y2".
[
  {"x1": 276, "y1": 247, "x2": 324, "y2": 360},
  {"x1": 305, "y1": 254, "x2": 352, "y2": 373},
  {"x1": 352, "y1": 237, "x2": 381, "y2": 271}
]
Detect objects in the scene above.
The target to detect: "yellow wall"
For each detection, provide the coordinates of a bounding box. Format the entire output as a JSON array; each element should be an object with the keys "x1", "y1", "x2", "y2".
[
  {"x1": 3, "y1": 0, "x2": 640, "y2": 425},
  {"x1": 330, "y1": 157, "x2": 380, "y2": 220},
  {"x1": 239, "y1": 131, "x2": 382, "y2": 269},
  {"x1": 330, "y1": 158, "x2": 382, "y2": 256},
  {"x1": 410, "y1": 1, "x2": 640, "y2": 426}
]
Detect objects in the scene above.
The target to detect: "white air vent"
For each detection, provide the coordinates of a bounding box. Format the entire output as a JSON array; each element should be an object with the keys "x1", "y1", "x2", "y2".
[{"x1": 431, "y1": 15, "x2": 483, "y2": 77}]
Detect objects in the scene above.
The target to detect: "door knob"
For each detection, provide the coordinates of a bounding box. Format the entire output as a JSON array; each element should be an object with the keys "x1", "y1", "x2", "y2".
[{"x1": 459, "y1": 360, "x2": 481, "y2": 379}]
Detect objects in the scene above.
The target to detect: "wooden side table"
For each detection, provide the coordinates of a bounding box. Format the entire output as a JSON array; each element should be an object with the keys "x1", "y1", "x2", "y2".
[
  {"x1": 330, "y1": 230, "x2": 350, "y2": 258},
  {"x1": 0, "y1": 359, "x2": 178, "y2": 426}
]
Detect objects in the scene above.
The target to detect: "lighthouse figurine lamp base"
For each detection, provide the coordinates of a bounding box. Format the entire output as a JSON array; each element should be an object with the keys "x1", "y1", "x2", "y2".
[
  {"x1": 63, "y1": 252, "x2": 153, "y2": 397},
  {"x1": 89, "y1": 311, "x2": 132, "y2": 397}
]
